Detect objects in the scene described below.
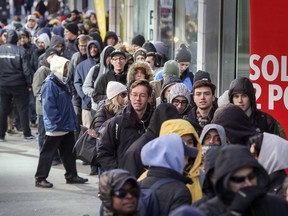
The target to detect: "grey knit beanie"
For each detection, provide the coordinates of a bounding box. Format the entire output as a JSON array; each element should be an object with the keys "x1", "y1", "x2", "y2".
[
  {"x1": 168, "y1": 83, "x2": 191, "y2": 104},
  {"x1": 175, "y1": 43, "x2": 191, "y2": 62}
]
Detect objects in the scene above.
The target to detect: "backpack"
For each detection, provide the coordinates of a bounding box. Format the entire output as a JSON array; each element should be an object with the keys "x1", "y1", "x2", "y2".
[{"x1": 138, "y1": 178, "x2": 176, "y2": 216}]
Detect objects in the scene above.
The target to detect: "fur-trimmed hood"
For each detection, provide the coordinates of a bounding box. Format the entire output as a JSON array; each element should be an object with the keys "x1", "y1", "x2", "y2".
[{"x1": 127, "y1": 62, "x2": 154, "y2": 84}]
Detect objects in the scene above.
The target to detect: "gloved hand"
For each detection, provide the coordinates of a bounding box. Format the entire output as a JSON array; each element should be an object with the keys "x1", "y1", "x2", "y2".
[{"x1": 229, "y1": 186, "x2": 266, "y2": 214}]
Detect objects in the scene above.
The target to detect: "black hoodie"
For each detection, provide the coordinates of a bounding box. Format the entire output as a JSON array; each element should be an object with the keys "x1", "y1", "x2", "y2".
[
  {"x1": 211, "y1": 104, "x2": 258, "y2": 145},
  {"x1": 0, "y1": 30, "x2": 32, "y2": 87},
  {"x1": 228, "y1": 77, "x2": 280, "y2": 136},
  {"x1": 199, "y1": 145, "x2": 288, "y2": 216}
]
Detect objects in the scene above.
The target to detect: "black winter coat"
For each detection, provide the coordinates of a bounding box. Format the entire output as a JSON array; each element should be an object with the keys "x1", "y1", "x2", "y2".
[
  {"x1": 122, "y1": 103, "x2": 181, "y2": 178},
  {"x1": 97, "y1": 104, "x2": 153, "y2": 170},
  {"x1": 0, "y1": 30, "x2": 32, "y2": 87},
  {"x1": 139, "y1": 167, "x2": 192, "y2": 216},
  {"x1": 250, "y1": 110, "x2": 280, "y2": 136},
  {"x1": 93, "y1": 68, "x2": 127, "y2": 104},
  {"x1": 92, "y1": 105, "x2": 114, "y2": 134}
]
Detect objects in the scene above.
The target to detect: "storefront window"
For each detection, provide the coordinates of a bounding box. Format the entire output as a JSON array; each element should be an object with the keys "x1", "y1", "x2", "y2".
[
  {"x1": 158, "y1": 0, "x2": 174, "y2": 59},
  {"x1": 175, "y1": 0, "x2": 198, "y2": 73},
  {"x1": 133, "y1": 0, "x2": 148, "y2": 36},
  {"x1": 158, "y1": 0, "x2": 198, "y2": 73},
  {"x1": 237, "y1": 0, "x2": 250, "y2": 77}
]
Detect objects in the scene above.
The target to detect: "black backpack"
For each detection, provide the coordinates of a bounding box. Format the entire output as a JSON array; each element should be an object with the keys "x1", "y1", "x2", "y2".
[{"x1": 138, "y1": 178, "x2": 176, "y2": 216}]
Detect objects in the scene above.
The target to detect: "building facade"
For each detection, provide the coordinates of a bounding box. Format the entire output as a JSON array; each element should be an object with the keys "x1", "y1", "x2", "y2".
[{"x1": 68, "y1": 0, "x2": 249, "y2": 96}]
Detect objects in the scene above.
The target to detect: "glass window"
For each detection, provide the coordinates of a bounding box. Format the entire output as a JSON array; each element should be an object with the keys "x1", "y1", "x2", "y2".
[
  {"x1": 157, "y1": 0, "x2": 198, "y2": 73},
  {"x1": 237, "y1": 0, "x2": 250, "y2": 78},
  {"x1": 175, "y1": 0, "x2": 198, "y2": 73},
  {"x1": 133, "y1": 0, "x2": 148, "y2": 36},
  {"x1": 158, "y1": 0, "x2": 174, "y2": 59}
]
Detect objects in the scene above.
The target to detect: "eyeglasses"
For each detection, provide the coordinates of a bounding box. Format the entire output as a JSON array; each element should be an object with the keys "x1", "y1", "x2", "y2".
[
  {"x1": 119, "y1": 92, "x2": 127, "y2": 98},
  {"x1": 229, "y1": 171, "x2": 256, "y2": 183},
  {"x1": 172, "y1": 99, "x2": 188, "y2": 107},
  {"x1": 130, "y1": 93, "x2": 148, "y2": 99},
  {"x1": 111, "y1": 57, "x2": 126, "y2": 62},
  {"x1": 112, "y1": 188, "x2": 139, "y2": 198},
  {"x1": 79, "y1": 44, "x2": 87, "y2": 48}
]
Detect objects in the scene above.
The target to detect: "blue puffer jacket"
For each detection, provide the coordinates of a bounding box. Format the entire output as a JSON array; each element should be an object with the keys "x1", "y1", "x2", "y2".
[{"x1": 41, "y1": 56, "x2": 77, "y2": 132}]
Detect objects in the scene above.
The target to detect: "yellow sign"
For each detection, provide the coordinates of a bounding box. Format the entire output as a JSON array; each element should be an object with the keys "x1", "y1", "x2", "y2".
[{"x1": 94, "y1": 0, "x2": 107, "y2": 41}]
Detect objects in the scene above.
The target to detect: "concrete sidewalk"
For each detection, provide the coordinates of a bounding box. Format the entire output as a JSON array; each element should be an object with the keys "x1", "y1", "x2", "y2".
[{"x1": 0, "y1": 129, "x2": 101, "y2": 216}]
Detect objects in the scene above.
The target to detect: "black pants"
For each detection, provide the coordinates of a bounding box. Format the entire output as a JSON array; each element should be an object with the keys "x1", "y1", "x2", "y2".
[
  {"x1": 0, "y1": 86, "x2": 31, "y2": 138},
  {"x1": 35, "y1": 132, "x2": 78, "y2": 181}
]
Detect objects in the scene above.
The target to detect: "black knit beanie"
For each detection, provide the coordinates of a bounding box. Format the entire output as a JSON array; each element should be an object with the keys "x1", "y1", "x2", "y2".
[
  {"x1": 175, "y1": 43, "x2": 191, "y2": 62},
  {"x1": 65, "y1": 22, "x2": 79, "y2": 35},
  {"x1": 132, "y1": 34, "x2": 145, "y2": 47},
  {"x1": 142, "y1": 41, "x2": 157, "y2": 53}
]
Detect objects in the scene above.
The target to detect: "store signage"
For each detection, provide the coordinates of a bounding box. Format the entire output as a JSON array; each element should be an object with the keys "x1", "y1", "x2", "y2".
[{"x1": 250, "y1": 0, "x2": 288, "y2": 136}]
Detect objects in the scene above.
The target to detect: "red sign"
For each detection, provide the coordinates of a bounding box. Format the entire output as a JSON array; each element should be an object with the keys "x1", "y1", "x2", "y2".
[{"x1": 250, "y1": 0, "x2": 288, "y2": 137}]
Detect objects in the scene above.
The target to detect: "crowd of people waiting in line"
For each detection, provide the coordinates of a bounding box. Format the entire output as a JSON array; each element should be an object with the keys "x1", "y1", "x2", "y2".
[{"x1": 0, "y1": 3, "x2": 288, "y2": 216}]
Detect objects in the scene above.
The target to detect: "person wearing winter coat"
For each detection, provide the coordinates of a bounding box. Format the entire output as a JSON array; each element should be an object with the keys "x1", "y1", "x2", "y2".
[
  {"x1": 140, "y1": 133, "x2": 196, "y2": 215},
  {"x1": 68, "y1": 34, "x2": 91, "y2": 139},
  {"x1": 167, "y1": 82, "x2": 192, "y2": 116},
  {"x1": 92, "y1": 50, "x2": 128, "y2": 105},
  {"x1": 159, "y1": 119, "x2": 203, "y2": 203},
  {"x1": 34, "y1": 56, "x2": 88, "y2": 188},
  {"x1": 193, "y1": 124, "x2": 227, "y2": 207},
  {"x1": 31, "y1": 33, "x2": 50, "y2": 73},
  {"x1": 175, "y1": 43, "x2": 194, "y2": 91},
  {"x1": 96, "y1": 45, "x2": 115, "y2": 79},
  {"x1": 211, "y1": 103, "x2": 288, "y2": 197},
  {"x1": 198, "y1": 145, "x2": 288, "y2": 216},
  {"x1": 92, "y1": 81, "x2": 127, "y2": 134},
  {"x1": 122, "y1": 103, "x2": 182, "y2": 178},
  {"x1": 98, "y1": 169, "x2": 141, "y2": 216},
  {"x1": 228, "y1": 77, "x2": 281, "y2": 137},
  {"x1": 249, "y1": 132, "x2": 288, "y2": 198},
  {"x1": 97, "y1": 79, "x2": 154, "y2": 171},
  {"x1": 38, "y1": 35, "x2": 65, "y2": 68},
  {"x1": 156, "y1": 74, "x2": 181, "y2": 105},
  {"x1": 74, "y1": 40, "x2": 102, "y2": 127},
  {"x1": 211, "y1": 103, "x2": 258, "y2": 145},
  {"x1": 32, "y1": 48, "x2": 61, "y2": 165},
  {"x1": 126, "y1": 61, "x2": 154, "y2": 85},
  {"x1": 0, "y1": 29, "x2": 34, "y2": 141},
  {"x1": 82, "y1": 45, "x2": 115, "y2": 114},
  {"x1": 89, "y1": 81, "x2": 128, "y2": 175},
  {"x1": 193, "y1": 146, "x2": 222, "y2": 207},
  {"x1": 185, "y1": 80, "x2": 217, "y2": 136},
  {"x1": 199, "y1": 124, "x2": 227, "y2": 166},
  {"x1": 103, "y1": 31, "x2": 118, "y2": 47},
  {"x1": 32, "y1": 48, "x2": 57, "y2": 147},
  {"x1": 63, "y1": 22, "x2": 79, "y2": 60}
]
